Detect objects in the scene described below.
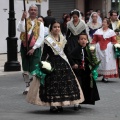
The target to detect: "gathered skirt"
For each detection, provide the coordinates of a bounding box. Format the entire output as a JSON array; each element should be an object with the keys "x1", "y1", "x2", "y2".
[
  {"x1": 26, "y1": 55, "x2": 84, "y2": 106},
  {"x1": 96, "y1": 42, "x2": 118, "y2": 78}
]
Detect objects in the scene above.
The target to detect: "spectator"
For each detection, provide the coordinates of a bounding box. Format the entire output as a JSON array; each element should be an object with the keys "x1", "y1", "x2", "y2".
[{"x1": 44, "y1": 9, "x2": 56, "y2": 27}]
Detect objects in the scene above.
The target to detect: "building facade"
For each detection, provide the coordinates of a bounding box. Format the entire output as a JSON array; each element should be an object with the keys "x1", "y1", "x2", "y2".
[
  {"x1": 0, "y1": 0, "x2": 118, "y2": 53},
  {"x1": 0, "y1": 0, "x2": 48, "y2": 53}
]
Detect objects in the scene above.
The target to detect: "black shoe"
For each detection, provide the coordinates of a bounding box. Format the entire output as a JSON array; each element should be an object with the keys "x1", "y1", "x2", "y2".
[
  {"x1": 50, "y1": 106, "x2": 58, "y2": 113},
  {"x1": 57, "y1": 106, "x2": 63, "y2": 112},
  {"x1": 78, "y1": 104, "x2": 81, "y2": 109},
  {"x1": 23, "y1": 91, "x2": 28, "y2": 95},
  {"x1": 23, "y1": 87, "x2": 29, "y2": 95},
  {"x1": 102, "y1": 78, "x2": 108, "y2": 83},
  {"x1": 74, "y1": 105, "x2": 80, "y2": 111}
]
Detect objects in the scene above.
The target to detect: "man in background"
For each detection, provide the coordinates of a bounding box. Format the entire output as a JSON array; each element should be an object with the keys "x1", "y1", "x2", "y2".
[{"x1": 44, "y1": 9, "x2": 56, "y2": 27}]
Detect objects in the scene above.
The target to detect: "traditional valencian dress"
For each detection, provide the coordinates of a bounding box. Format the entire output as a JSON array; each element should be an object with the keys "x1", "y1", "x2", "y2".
[
  {"x1": 92, "y1": 28, "x2": 118, "y2": 78},
  {"x1": 71, "y1": 45, "x2": 100, "y2": 105},
  {"x1": 17, "y1": 18, "x2": 44, "y2": 94},
  {"x1": 66, "y1": 20, "x2": 89, "y2": 52},
  {"x1": 87, "y1": 21, "x2": 101, "y2": 41},
  {"x1": 26, "y1": 33, "x2": 84, "y2": 107},
  {"x1": 17, "y1": 18, "x2": 44, "y2": 73}
]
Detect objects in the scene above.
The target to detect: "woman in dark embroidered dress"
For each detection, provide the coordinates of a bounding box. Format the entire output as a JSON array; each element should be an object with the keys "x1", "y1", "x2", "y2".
[
  {"x1": 26, "y1": 21, "x2": 84, "y2": 112},
  {"x1": 66, "y1": 9, "x2": 90, "y2": 53},
  {"x1": 71, "y1": 33, "x2": 100, "y2": 105}
]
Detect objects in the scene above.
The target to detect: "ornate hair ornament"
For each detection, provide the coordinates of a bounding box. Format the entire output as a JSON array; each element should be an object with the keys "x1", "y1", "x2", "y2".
[{"x1": 71, "y1": 9, "x2": 80, "y2": 14}]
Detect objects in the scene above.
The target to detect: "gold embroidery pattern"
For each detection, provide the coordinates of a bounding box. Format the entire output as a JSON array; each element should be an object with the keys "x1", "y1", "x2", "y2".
[{"x1": 20, "y1": 18, "x2": 40, "y2": 42}]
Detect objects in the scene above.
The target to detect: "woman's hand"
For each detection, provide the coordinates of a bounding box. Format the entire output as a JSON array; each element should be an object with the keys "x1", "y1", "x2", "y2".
[{"x1": 72, "y1": 64, "x2": 78, "y2": 69}]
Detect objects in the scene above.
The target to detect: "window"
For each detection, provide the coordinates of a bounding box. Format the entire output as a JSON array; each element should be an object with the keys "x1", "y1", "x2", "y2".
[
  {"x1": 111, "y1": 0, "x2": 120, "y2": 13},
  {"x1": 36, "y1": 4, "x2": 41, "y2": 16}
]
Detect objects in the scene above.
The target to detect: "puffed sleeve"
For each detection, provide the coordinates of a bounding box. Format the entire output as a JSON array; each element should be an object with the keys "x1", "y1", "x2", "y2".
[
  {"x1": 111, "y1": 36, "x2": 117, "y2": 44},
  {"x1": 17, "y1": 20, "x2": 25, "y2": 32},
  {"x1": 91, "y1": 35, "x2": 98, "y2": 44},
  {"x1": 33, "y1": 22, "x2": 45, "y2": 49}
]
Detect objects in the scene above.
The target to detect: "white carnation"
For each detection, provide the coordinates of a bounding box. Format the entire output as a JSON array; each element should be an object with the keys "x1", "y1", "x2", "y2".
[
  {"x1": 41, "y1": 61, "x2": 52, "y2": 71},
  {"x1": 114, "y1": 43, "x2": 120, "y2": 48},
  {"x1": 90, "y1": 46, "x2": 95, "y2": 50}
]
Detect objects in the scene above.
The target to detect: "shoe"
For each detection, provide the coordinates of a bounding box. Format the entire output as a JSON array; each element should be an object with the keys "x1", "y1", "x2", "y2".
[
  {"x1": 102, "y1": 78, "x2": 108, "y2": 83},
  {"x1": 78, "y1": 104, "x2": 81, "y2": 109},
  {"x1": 23, "y1": 86, "x2": 29, "y2": 95},
  {"x1": 74, "y1": 104, "x2": 80, "y2": 111},
  {"x1": 50, "y1": 106, "x2": 58, "y2": 113},
  {"x1": 57, "y1": 106, "x2": 63, "y2": 112}
]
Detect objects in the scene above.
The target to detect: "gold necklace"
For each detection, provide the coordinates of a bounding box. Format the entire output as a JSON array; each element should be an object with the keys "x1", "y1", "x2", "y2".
[{"x1": 53, "y1": 36, "x2": 60, "y2": 42}]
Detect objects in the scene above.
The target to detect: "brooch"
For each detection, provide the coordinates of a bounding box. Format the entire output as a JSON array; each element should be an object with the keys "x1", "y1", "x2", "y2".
[{"x1": 52, "y1": 42, "x2": 56, "y2": 46}]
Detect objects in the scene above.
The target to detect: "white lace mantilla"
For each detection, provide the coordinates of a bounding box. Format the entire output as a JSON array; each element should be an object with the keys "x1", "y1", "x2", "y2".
[
  {"x1": 67, "y1": 20, "x2": 86, "y2": 35},
  {"x1": 87, "y1": 22, "x2": 101, "y2": 30}
]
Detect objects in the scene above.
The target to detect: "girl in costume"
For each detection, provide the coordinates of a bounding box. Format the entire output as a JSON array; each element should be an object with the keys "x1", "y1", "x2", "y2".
[
  {"x1": 91, "y1": 18, "x2": 118, "y2": 82},
  {"x1": 71, "y1": 32, "x2": 100, "y2": 105},
  {"x1": 26, "y1": 21, "x2": 84, "y2": 112},
  {"x1": 87, "y1": 12, "x2": 102, "y2": 42}
]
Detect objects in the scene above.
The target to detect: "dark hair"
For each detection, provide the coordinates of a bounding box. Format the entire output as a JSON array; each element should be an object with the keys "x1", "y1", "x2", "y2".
[
  {"x1": 62, "y1": 14, "x2": 71, "y2": 27},
  {"x1": 62, "y1": 13, "x2": 67, "y2": 18},
  {"x1": 110, "y1": 10, "x2": 118, "y2": 16},
  {"x1": 38, "y1": 15, "x2": 45, "y2": 22},
  {"x1": 49, "y1": 21, "x2": 61, "y2": 32},
  {"x1": 47, "y1": 9, "x2": 51, "y2": 13},
  {"x1": 85, "y1": 16, "x2": 89, "y2": 23},
  {"x1": 79, "y1": 32, "x2": 88, "y2": 40},
  {"x1": 64, "y1": 15, "x2": 70, "y2": 22},
  {"x1": 103, "y1": 17, "x2": 110, "y2": 25},
  {"x1": 71, "y1": 10, "x2": 80, "y2": 17},
  {"x1": 81, "y1": 12, "x2": 84, "y2": 17},
  {"x1": 96, "y1": 9, "x2": 100, "y2": 12},
  {"x1": 47, "y1": 9, "x2": 52, "y2": 16}
]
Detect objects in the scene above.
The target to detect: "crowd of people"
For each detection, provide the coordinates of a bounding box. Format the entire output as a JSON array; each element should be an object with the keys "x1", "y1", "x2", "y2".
[{"x1": 17, "y1": 4, "x2": 120, "y2": 113}]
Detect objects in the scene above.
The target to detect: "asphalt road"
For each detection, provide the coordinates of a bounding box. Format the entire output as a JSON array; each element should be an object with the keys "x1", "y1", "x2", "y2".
[{"x1": 0, "y1": 73, "x2": 120, "y2": 120}]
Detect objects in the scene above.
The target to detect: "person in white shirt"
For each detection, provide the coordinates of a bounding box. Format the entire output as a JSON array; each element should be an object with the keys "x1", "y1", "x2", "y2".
[
  {"x1": 17, "y1": 4, "x2": 44, "y2": 95},
  {"x1": 109, "y1": 10, "x2": 120, "y2": 30}
]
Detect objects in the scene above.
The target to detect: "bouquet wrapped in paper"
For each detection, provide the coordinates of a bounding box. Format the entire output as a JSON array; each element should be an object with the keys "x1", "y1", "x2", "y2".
[
  {"x1": 31, "y1": 61, "x2": 53, "y2": 85},
  {"x1": 86, "y1": 45, "x2": 101, "y2": 81},
  {"x1": 40, "y1": 61, "x2": 54, "y2": 74},
  {"x1": 113, "y1": 43, "x2": 120, "y2": 58}
]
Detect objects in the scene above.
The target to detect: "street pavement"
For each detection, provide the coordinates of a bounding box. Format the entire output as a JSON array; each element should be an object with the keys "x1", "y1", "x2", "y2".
[{"x1": 0, "y1": 54, "x2": 120, "y2": 120}]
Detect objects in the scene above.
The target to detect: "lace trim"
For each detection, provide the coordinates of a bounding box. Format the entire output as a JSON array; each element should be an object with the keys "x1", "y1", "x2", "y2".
[
  {"x1": 98, "y1": 69, "x2": 118, "y2": 78},
  {"x1": 87, "y1": 22, "x2": 101, "y2": 30},
  {"x1": 44, "y1": 34, "x2": 67, "y2": 55},
  {"x1": 67, "y1": 20, "x2": 86, "y2": 35}
]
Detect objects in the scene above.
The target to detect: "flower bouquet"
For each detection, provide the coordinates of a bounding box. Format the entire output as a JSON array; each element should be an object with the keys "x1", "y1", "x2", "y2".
[
  {"x1": 40, "y1": 61, "x2": 54, "y2": 74},
  {"x1": 31, "y1": 61, "x2": 53, "y2": 85},
  {"x1": 86, "y1": 45, "x2": 101, "y2": 88},
  {"x1": 113, "y1": 43, "x2": 120, "y2": 58},
  {"x1": 87, "y1": 44, "x2": 101, "y2": 71},
  {"x1": 89, "y1": 44, "x2": 96, "y2": 51}
]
